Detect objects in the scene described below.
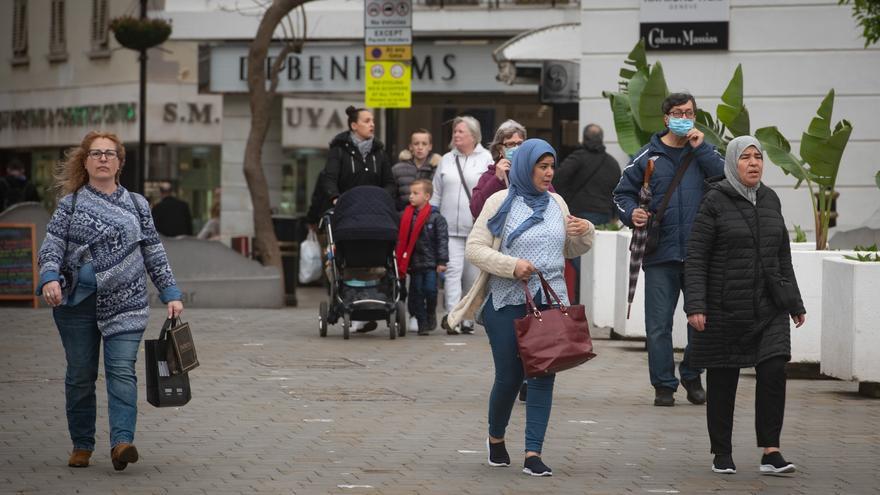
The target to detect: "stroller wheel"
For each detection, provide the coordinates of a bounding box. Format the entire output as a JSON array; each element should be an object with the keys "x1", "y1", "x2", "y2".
[
  {"x1": 389, "y1": 319, "x2": 396, "y2": 340},
  {"x1": 318, "y1": 302, "x2": 328, "y2": 337},
  {"x1": 342, "y1": 313, "x2": 351, "y2": 340},
  {"x1": 396, "y1": 302, "x2": 407, "y2": 337}
]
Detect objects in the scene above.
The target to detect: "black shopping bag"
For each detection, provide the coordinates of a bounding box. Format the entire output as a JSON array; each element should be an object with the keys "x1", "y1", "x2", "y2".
[{"x1": 145, "y1": 330, "x2": 191, "y2": 408}]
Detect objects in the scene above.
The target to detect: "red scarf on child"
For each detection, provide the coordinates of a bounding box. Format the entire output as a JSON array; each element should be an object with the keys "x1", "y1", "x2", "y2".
[{"x1": 396, "y1": 204, "x2": 432, "y2": 276}]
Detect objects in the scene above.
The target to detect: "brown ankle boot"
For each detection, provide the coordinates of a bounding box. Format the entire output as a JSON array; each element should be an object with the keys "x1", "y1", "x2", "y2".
[
  {"x1": 68, "y1": 449, "x2": 92, "y2": 467},
  {"x1": 110, "y1": 443, "x2": 139, "y2": 471}
]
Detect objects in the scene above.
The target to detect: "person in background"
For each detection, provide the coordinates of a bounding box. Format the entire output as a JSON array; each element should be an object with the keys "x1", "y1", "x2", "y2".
[
  {"x1": 396, "y1": 179, "x2": 448, "y2": 335},
  {"x1": 447, "y1": 138, "x2": 594, "y2": 477},
  {"x1": 552, "y1": 124, "x2": 620, "y2": 227},
  {"x1": 197, "y1": 191, "x2": 221, "y2": 241},
  {"x1": 613, "y1": 92, "x2": 724, "y2": 407},
  {"x1": 0, "y1": 159, "x2": 40, "y2": 210},
  {"x1": 392, "y1": 129, "x2": 442, "y2": 211},
  {"x1": 37, "y1": 131, "x2": 183, "y2": 471},
  {"x1": 151, "y1": 182, "x2": 193, "y2": 237},
  {"x1": 685, "y1": 135, "x2": 805, "y2": 476},
  {"x1": 469, "y1": 120, "x2": 529, "y2": 218},
  {"x1": 321, "y1": 106, "x2": 395, "y2": 205},
  {"x1": 431, "y1": 115, "x2": 494, "y2": 334}
]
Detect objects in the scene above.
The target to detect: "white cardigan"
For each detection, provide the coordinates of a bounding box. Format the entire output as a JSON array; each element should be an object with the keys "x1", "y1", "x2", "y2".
[{"x1": 447, "y1": 189, "x2": 595, "y2": 328}]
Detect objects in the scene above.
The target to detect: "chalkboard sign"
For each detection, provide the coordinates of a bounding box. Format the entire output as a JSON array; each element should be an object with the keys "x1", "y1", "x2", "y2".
[{"x1": 0, "y1": 223, "x2": 38, "y2": 308}]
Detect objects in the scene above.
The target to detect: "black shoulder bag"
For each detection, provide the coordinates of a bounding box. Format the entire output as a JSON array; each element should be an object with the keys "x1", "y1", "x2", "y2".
[
  {"x1": 454, "y1": 156, "x2": 472, "y2": 202},
  {"x1": 644, "y1": 153, "x2": 694, "y2": 255},
  {"x1": 723, "y1": 195, "x2": 801, "y2": 313}
]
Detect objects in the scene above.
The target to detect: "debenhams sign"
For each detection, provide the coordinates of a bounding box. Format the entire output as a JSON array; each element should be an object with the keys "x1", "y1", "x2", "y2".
[
  {"x1": 209, "y1": 42, "x2": 527, "y2": 94},
  {"x1": 640, "y1": 0, "x2": 729, "y2": 51}
]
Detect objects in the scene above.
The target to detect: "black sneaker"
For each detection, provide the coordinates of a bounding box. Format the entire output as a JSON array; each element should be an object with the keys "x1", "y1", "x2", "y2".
[
  {"x1": 461, "y1": 322, "x2": 475, "y2": 335},
  {"x1": 682, "y1": 377, "x2": 706, "y2": 405},
  {"x1": 654, "y1": 387, "x2": 675, "y2": 407},
  {"x1": 712, "y1": 454, "x2": 737, "y2": 474},
  {"x1": 486, "y1": 439, "x2": 510, "y2": 467},
  {"x1": 760, "y1": 452, "x2": 796, "y2": 474},
  {"x1": 427, "y1": 314, "x2": 437, "y2": 331},
  {"x1": 518, "y1": 382, "x2": 528, "y2": 402},
  {"x1": 417, "y1": 323, "x2": 430, "y2": 336},
  {"x1": 523, "y1": 456, "x2": 552, "y2": 477},
  {"x1": 356, "y1": 320, "x2": 378, "y2": 333}
]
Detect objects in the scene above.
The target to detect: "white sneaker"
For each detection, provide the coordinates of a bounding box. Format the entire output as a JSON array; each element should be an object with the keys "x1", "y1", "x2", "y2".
[
  {"x1": 409, "y1": 316, "x2": 419, "y2": 332},
  {"x1": 351, "y1": 320, "x2": 365, "y2": 331}
]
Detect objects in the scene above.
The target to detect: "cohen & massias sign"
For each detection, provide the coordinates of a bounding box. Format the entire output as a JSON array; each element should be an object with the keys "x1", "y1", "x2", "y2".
[{"x1": 640, "y1": 0, "x2": 729, "y2": 51}]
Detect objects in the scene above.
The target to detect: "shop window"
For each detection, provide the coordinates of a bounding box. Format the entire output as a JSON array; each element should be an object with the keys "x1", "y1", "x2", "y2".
[
  {"x1": 89, "y1": 0, "x2": 111, "y2": 58},
  {"x1": 48, "y1": 0, "x2": 68, "y2": 63},
  {"x1": 12, "y1": 0, "x2": 29, "y2": 66}
]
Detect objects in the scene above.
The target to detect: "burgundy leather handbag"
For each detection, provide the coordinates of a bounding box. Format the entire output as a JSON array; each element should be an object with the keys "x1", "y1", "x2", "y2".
[{"x1": 514, "y1": 272, "x2": 596, "y2": 378}]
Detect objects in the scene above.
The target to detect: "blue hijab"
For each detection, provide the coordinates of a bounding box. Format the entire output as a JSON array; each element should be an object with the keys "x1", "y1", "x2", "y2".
[{"x1": 487, "y1": 138, "x2": 557, "y2": 247}]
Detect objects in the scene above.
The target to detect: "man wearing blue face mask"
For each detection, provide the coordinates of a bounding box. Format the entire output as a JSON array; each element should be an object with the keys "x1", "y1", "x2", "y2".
[{"x1": 613, "y1": 93, "x2": 725, "y2": 407}]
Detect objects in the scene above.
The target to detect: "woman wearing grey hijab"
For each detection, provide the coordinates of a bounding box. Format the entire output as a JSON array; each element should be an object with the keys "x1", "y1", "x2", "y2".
[{"x1": 683, "y1": 136, "x2": 806, "y2": 476}]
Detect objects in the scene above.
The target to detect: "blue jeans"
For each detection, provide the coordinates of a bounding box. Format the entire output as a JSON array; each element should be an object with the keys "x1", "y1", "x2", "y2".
[
  {"x1": 483, "y1": 294, "x2": 555, "y2": 454},
  {"x1": 408, "y1": 270, "x2": 438, "y2": 327},
  {"x1": 644, "y1": 262, "x2": 702, "y2": 390},
  {"x1": 53, "y1": 294, "x2": 142, "y2": 451}
]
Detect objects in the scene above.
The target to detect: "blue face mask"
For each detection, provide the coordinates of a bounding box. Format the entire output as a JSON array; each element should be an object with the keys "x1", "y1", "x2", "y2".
[
  {"x1": 504, "y1": 146, "x2": 518, "y2": 162},
  {"x1": 668, "y1": 117, "x2": 694, "y2": 137}
]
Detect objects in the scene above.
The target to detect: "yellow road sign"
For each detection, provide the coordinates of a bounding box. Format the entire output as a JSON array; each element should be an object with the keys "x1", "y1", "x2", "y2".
[
  {"x1": 365, "y1": 45, "x2": 412, "y2": 61},
  {"x1": 365, "y1": 61, "x2": 411, "y2": 109}
]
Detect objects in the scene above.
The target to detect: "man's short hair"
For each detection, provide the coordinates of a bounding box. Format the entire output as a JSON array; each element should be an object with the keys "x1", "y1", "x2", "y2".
[
  {"x1": 411, "y1": 128, "x2": 432, "y2": 142},
  {"x1": 158, "y1": 182, "x2": 173, "y2": 194},
  {"x1": 411, "y1": 178, "x2": 433, "y2": 196},
  {"x1": 661, "y1": 93, "x2": 698, "y2": 115},
  {"x1": 6, "y1": 159, "x2": 25, "y2": 172},
  {"x1": 582, "y1": 124, "x2": 603, "y2": 143}
]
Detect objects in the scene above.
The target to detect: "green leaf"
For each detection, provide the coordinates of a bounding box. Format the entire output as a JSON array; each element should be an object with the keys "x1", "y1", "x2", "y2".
[
  {"x1": 695, "y1": 109, "x2": 727, "y2": 154},
  {"x1": 800, "y1": 90, "x2": 852, "y2": 188},
  {"x1": 627, "y1": 71, "x2": 649, "y2": 129},
  {"x1": 609, "y1": 93, "x2": 650, "y2": 156},
  {"x1": 636, "y1": 62, "x2": 669, "y2": 132},
  {"x1": 806, "y1": 89, "x2": 835, "y2": 140},
  {"x1": 875, "y1": 170, "x2": 880, "y2": 190},
  {"x1": 755, "y1": 126, "x2": 812, "y2": 186},
  {"x1": 716, "y1": 64, "x2": 750, "y2": 137},
  {"x1": 625, "y1": 39, "x2": 649, "y2": 74}
]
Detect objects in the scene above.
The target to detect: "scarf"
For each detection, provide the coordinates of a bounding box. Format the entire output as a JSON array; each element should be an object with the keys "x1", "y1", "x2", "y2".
[
  {"x1": 350, "y1": 131, "x2": 374, "y2": 160},
  {"x1": 724, "y1": 135, "x2": 762, "y2": 205},
  {"x1": 396, "y1": 204, "x2": 432, "y2": 275},
  {"x1": 487, "y1": 139, "x2": 557, "y2": 247}
]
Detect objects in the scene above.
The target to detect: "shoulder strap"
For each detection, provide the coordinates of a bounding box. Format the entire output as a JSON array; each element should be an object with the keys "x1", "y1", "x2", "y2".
[
  {"x1": 566, "y1": 156, "x2": 605, "y2": 197},
  {"x1": 63, "y1": 191, "x2": 79, "y2": 258},
  {"x1": 653, "y1": 152, "x2": 694, "y2": 222},
  {"x1": 454, "y1": 156, "x2": 472, "y2": 202}
]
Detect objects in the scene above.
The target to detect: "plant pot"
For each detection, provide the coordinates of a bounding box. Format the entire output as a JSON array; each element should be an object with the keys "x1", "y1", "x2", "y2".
[
  {"x1": 580, "y1": 230, "x2": 618, "y2": 328},
  {"x1": 110, "y1": 16, "x2": 172, "y2": 51},
  {"x1": 820, "y1": 258, "x2": 880, "y2": 392}
]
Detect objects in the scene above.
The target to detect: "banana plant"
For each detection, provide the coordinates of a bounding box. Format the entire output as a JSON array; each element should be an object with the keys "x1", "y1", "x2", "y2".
[{"x1": 756, "y1": 90, "x2": 853, "y2": 249}]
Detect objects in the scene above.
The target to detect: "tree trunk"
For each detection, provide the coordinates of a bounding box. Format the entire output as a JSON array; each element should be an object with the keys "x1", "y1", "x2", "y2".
[{"x1": 244, "y1": 0, "x2": 305, "y2": 269}]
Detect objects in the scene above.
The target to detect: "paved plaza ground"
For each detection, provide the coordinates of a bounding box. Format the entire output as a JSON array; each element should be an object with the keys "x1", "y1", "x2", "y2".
[{"x1": 2, "y1": 287, "x2": 879, "y2": 494}]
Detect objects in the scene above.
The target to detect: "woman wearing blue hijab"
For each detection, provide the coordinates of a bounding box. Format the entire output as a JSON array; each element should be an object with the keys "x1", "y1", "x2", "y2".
[{"x1": 448, "y1": 138, "x2": 595, "y2": 476}]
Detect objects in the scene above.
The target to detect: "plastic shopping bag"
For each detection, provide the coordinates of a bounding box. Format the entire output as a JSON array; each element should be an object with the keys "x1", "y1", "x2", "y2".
[{"x1": 298, "y1": 230, "x2": 322, "y2": 284}]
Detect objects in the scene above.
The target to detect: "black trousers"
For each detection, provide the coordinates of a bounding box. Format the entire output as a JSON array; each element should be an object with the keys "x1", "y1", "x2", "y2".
[{"x1": 705, "y1": 356, "x2": 787, "y2": 454}]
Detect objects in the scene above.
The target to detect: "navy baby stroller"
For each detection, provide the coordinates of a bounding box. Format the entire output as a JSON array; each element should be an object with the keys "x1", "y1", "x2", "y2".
[{"x1": 318, "y1": 186, "x2": 407, "y2": 340}]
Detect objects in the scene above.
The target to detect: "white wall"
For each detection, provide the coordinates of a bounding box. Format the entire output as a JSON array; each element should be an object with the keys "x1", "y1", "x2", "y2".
[{"x1": 580, "y1": 0, "x2": 880, "y2": 234}]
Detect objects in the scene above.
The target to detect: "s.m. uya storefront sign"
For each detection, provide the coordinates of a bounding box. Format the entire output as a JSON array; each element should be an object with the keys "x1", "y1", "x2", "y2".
[{"x1": 208, "y1": 42, "x2": 533, "y2": 94}]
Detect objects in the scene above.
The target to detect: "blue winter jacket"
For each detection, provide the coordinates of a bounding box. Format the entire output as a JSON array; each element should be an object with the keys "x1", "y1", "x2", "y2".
[{"x1": 613, "y1": 132, "x2": 725, "y2": 267}]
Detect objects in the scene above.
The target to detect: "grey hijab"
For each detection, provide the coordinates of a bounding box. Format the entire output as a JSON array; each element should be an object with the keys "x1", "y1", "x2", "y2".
[
  {"x1": 350, "y1": 131, "x2": 374, "y2": 159},
  {"x1": 724, "y1": 135, "x2": 762, "y2": 205}
]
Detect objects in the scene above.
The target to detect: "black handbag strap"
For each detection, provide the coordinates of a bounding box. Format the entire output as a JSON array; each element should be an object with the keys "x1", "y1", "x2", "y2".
[
  {"x1": 653, "y1": 152, "x2": 694, "y2": 222},
  {"x1": 454, "y1": 156, "x2": 472, "y2": 202}
]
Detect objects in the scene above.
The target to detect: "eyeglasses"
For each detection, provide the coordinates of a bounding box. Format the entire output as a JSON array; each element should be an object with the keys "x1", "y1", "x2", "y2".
[
  {"x1": 668, "y1": 110, "x2": 696, "y2": 119},
  {"x1": 87, "y1": 149, "x2": 119, "y2": 160},
  {"x1": 503, "y1": 140, "x2": 524, "y2": 148}
]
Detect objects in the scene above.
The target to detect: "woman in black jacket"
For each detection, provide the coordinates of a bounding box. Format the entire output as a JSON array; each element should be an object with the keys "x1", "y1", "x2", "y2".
[
  {"x1": 321, "y1": 106, "x2": 395, "y2": 204},
  {"x1": 684, "y1": 135, "x2": 806, "y2": 476}
]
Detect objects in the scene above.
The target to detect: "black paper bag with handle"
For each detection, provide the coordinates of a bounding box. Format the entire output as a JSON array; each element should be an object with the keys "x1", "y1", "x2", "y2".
[
  {"x1": 145, "y1": 323, "x2": 191, "y2": 408},
  {"x1": 163, "y1": 317, "x2": 199, "y2": 375}
]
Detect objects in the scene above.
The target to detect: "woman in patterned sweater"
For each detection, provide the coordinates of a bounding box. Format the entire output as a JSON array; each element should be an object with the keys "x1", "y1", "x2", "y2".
[
  {"x1": 38, "y1": 131, "x2": 183, "y2": 471},
  {"x1": 448, "y1": 139, "x2": 594, "y2": 476}
]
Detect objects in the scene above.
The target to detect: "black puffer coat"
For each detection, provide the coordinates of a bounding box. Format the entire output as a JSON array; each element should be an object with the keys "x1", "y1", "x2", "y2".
[
  {"x1": 684, "y1": 178, "x2": 805, "y2": 368},
  {"x1": 405, "y1": 206, "x2": 449, "y2": 273},
  {"x1": 391, "y1": 150, "x2": 442, "y2": 210},
  {"x1": 321, "y1": 131, "x2": 395, "y2": 201}
]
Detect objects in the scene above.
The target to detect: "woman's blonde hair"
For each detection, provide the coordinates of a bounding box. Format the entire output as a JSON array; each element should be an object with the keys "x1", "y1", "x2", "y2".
[
  {"x1": 55, "y1": 131, "x2": 126, "y2": 196},
  {"x1": 449, "y1": 115, "x2": 482, "y2": 151}
]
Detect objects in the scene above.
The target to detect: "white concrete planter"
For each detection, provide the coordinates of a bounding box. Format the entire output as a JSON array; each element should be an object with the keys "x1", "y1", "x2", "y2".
[
  {"x1": 791, "y1": 242, "x2": 817, "y2": 251},
  {"x1": 612, "y1": 230, "x2": 688, "y2": 349},
  {"x1": 820, "y1": 258, "x2": 880, "y2": 383},
  {"x1": 580, "y1": 230, "x2": 619, "y2": 328},
  {"x1": 790, "y1": 249, "x2": 854, "y2": 363}
]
